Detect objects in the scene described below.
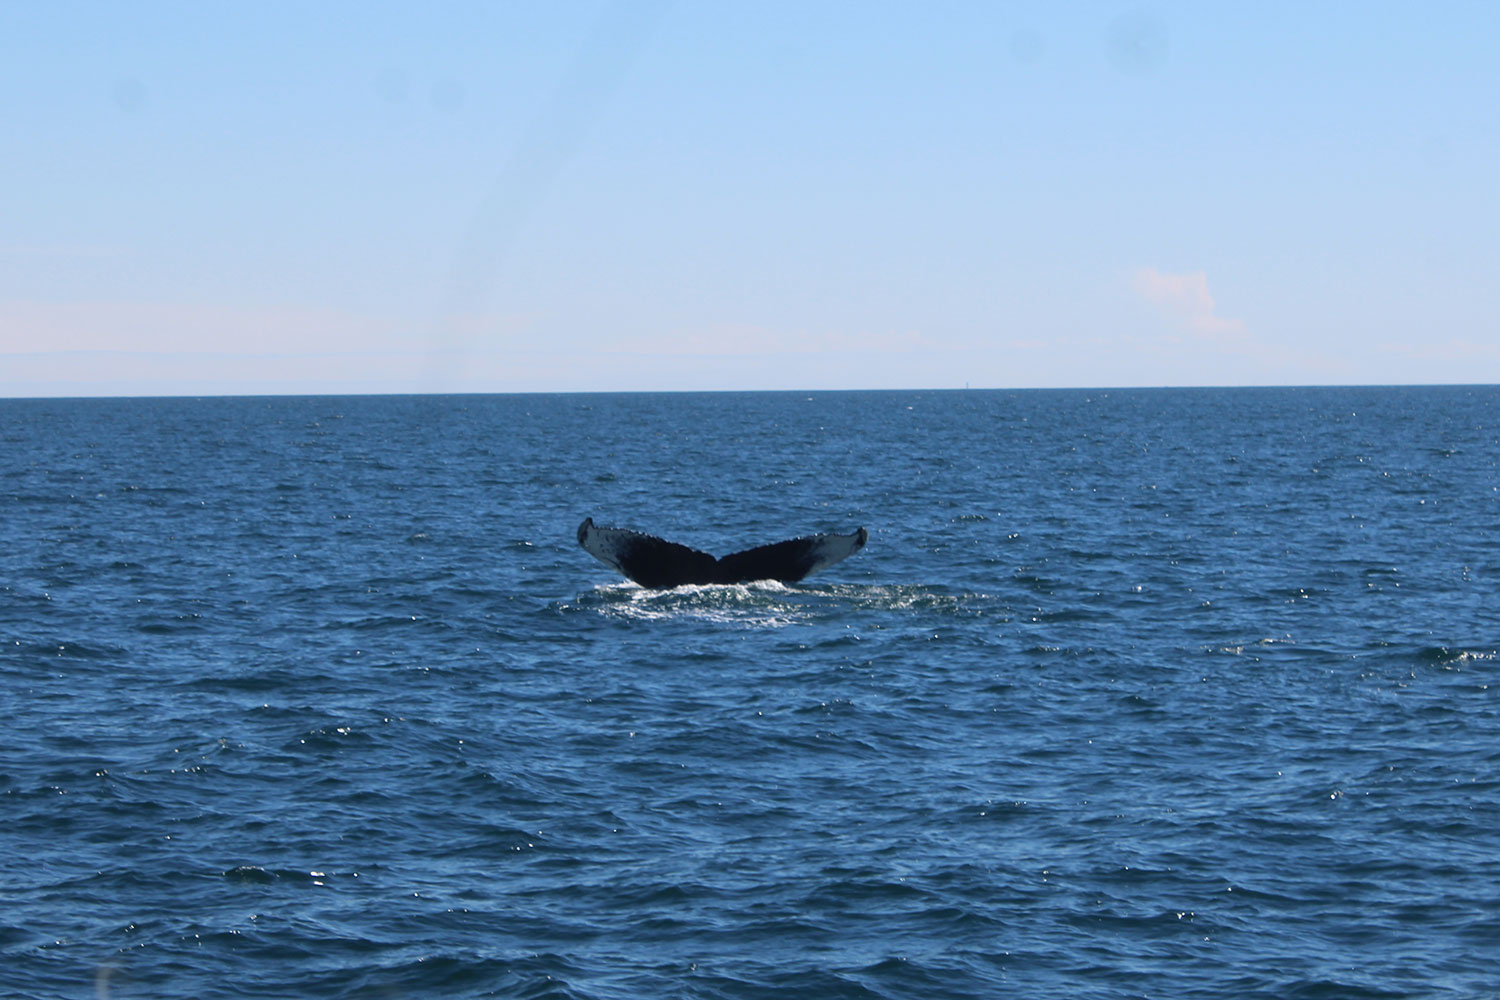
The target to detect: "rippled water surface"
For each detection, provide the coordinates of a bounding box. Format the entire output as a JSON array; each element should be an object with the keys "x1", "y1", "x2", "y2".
[{"x1": 3, "y1": 387, "x2": 1499, "y2": 999}]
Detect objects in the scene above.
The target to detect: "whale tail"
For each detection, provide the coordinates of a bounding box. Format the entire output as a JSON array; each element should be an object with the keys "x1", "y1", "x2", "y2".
[{"x1": 577, "y1": 518, "x2": 868, "y2": 588}]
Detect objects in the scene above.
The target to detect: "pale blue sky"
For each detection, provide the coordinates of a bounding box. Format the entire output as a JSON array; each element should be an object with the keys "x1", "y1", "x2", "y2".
[{"x1": 3, "y1": 2, "x2": 1497, "y2": 396}]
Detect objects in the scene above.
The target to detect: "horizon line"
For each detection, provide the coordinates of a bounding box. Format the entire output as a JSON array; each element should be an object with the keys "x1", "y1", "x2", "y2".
[{"x1": 3, "y1": 381, "x2": 1498, "y2": 403}]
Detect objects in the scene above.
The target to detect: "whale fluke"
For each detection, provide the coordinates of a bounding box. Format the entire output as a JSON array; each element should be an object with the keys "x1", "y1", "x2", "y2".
[{"x1": 577, "y1": 518, "x2": 868, "y2": 589}]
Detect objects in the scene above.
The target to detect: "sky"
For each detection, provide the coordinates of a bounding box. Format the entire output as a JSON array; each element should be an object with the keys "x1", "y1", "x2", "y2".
[{"x1": 3, "y1": 1, "x2": 1499, "y2": 396}]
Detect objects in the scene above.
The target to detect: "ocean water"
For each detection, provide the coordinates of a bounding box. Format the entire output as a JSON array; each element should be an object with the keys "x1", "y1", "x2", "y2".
[{"x1": 2, "y1": 386, "x2": 1498, "y2": 999}]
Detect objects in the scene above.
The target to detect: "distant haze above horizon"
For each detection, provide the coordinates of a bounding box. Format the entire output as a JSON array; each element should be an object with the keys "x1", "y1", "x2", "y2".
[{"x1": 4, "y1": 2, "x2": 1498, "y2": 397}]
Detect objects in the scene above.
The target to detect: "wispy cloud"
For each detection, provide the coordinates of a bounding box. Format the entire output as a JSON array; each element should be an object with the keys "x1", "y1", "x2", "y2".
[{"x1": 1130, "y1": 267, "x2": 1245, "y2": 338}]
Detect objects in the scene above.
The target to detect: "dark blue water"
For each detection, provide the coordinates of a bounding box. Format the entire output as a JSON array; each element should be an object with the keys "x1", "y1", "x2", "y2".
[{"x1": 3, "y1": 387, "x2": 1498, "y2": 999}]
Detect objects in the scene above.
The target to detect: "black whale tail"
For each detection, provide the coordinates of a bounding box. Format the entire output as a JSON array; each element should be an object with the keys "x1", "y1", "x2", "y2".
[{"x1": 577, "y1": 518, "x2": 868, "y2": 589}]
